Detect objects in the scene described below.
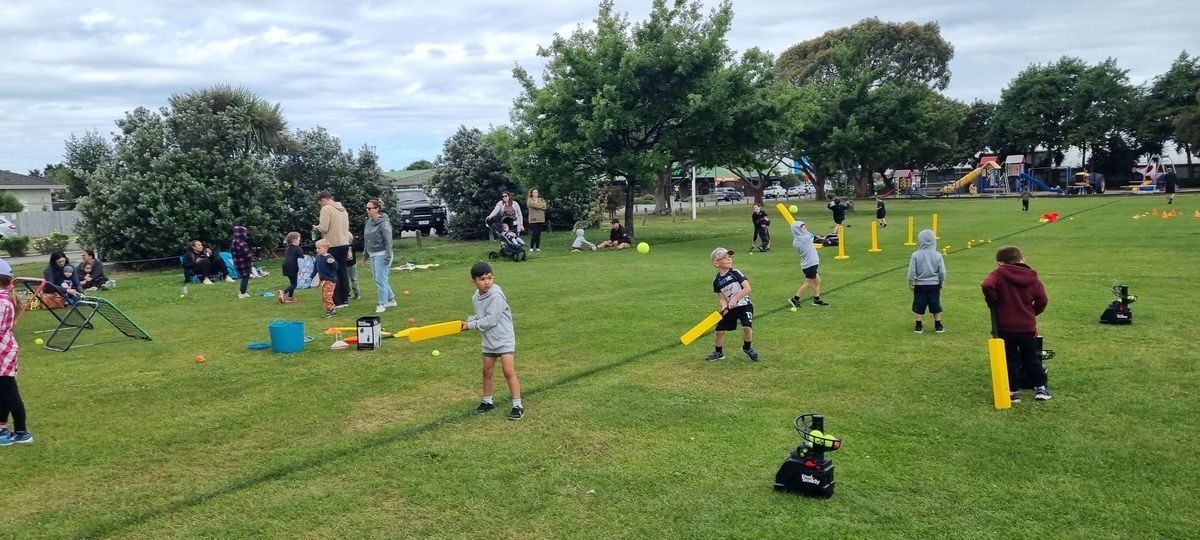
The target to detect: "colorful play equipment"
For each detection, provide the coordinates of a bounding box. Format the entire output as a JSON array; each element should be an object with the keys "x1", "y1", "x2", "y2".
[
  {"x1": 978, "y1": 156, "x2": 1008, "y2": 194},
  {"x1": 937, "y1": 160, "x2": 1001, "y2": 196},
  {"x1": 1007, "y1": 155, "x2": 1063, "y2": 194},
  {"x1": 1070, "y1": 171, "x2": 1106, "y2": 194},
  {"x1": 895, "y1": 169, "x2": 929, "y2": 198},
  {"x1": 1129, "y1": 154, "x2": 1174, "y2": 194}
]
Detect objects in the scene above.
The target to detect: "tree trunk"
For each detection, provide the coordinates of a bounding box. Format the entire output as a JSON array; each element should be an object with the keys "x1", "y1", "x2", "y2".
[
  {"x1": 624, "y1": 182, "x2": 635, "y2": 239},
  {"x1": 653, "y1": 169, "x2": 673, "y2": 215}
]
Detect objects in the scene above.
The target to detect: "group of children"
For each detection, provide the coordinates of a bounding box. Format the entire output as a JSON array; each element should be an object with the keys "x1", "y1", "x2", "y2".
[{"x1": 711, "y1": 200, "x2": 1051, "y2": 401}]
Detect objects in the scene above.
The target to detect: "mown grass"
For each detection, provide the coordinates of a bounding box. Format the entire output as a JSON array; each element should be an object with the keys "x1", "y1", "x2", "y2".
[{"x1": 2, "y1": 194, "x2": 1197, "y2": 538}]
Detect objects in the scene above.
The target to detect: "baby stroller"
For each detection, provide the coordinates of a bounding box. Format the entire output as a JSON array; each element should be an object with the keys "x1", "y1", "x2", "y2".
[{"x1": 486, "y1": 217, "x2": 527, "y2": 262}]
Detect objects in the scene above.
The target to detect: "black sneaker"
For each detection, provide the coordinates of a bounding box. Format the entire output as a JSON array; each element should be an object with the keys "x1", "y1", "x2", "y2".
[
  {"x1": 934, "y1": 322, "x2": 945, "y2": 333},
  {"x1": 914, "y1": 323, "x2": 923, "y2": 334},
  {"x1": 705, "y1": 350, "x2": 725, "y2": 362},
  {"x1": 1010, "y1": 391, "x2": 1021, "y2": 404},
  {"x1": 508, "y1": 407, "x2": 524, "y2": 420},
  {"x1": 812, "y1": 299, "x2": 829, "y2": 307},
  {"x1": 743, "y1": 347, "x2": 759, "y2": 362},
  {"x1": 473, "y1": 402, "x2": 495, "y2": 414},
  {"x1": 1034, "y1": 386, "x2": 1052, "y2": 401},
  {"x1": 788, "y1": 297, "x2": 803, "y2": 308}
]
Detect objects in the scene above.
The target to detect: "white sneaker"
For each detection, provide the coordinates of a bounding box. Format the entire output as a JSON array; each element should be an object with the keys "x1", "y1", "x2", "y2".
[
  {"x1": 383, "y1": 300, "x2": 398, "y2": 308},
  {"x1": 335, "y1": 304, "x2": 349, "y2": 309},
  {"x1": 203, "y1": 278, "x2": 213, "y2": 285},
  {"x1": 225, "y1": 276, "x2": 235, "y2": 283},
  {"x1": 375, "y1": 305, "x2": 386, "y2": 313},
  {"x1": 238, "y1": 293, "x2": 251, "y2": 299}
]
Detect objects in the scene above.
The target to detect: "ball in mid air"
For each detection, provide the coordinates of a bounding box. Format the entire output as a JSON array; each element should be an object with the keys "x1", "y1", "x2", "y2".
[
  {"x1": 637, "y1": 242, "x2": 650, "y2": 254},
  {"x1": 789, "y1": 205, "x2": 799, "y2": 213}
]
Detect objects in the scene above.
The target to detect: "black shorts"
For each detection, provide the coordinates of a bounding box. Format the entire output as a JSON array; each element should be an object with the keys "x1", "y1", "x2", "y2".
[
  {"x1": 715, "y1": 304, "x2": 754, "y2": 331},
  {"x1": 876, "y1": 210, "x2": 886, "y2": 219},
  {"x1": 802, "y1": 265, "x2": 819, "y2": 279},
  {"x1": 912, "y1": 284, "x2": 943, "y2": 314}
]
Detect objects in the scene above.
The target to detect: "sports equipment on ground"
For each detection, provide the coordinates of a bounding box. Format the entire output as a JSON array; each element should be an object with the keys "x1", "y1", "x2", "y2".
[
  {"x1": 34, "y1": 338, "x2": 43, "y2": 345},
  {"x1": 432, "y1": 350, "x2": 440, "y2": 357},
  {"x1": 637, "y1": 242, "x2": 650, "y2": 254},
  {"x1": 775, "y1": 413, "x2": 841, "y2": 498},
  {"x1": 43, "y1": 296, "x2": 152, "y2": 352},
  {"x1": 195, "y1": 354, "x2": 205, "y2": 362},
  {"x1": 988, "y1": 310, "x2": 1012, "y2": 410}
]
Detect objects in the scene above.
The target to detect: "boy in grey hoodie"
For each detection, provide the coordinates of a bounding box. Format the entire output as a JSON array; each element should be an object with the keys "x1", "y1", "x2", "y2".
[
  {"x1": 907, "y1": 229, "x2": 947, "y2": 333},
  {"x1": 789, "y1": 220, "x2": 829, "y2": 307},
  {"x1": 462, "y1": 262, "x2": 524, "y2": 420}
]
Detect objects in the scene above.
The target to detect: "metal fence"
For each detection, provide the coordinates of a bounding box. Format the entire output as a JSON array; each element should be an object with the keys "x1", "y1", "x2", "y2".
[{"x1": 3, "y1": 211, "x2": 82, "y2": 238}]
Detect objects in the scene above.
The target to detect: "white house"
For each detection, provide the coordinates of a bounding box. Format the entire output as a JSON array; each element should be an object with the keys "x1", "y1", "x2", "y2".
[{"x1": 0, "y1": 169, "x2": 67, "y2": 211}]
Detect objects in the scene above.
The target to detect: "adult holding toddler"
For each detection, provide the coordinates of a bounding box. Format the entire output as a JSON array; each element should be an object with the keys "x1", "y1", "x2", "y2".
[
  {"x1": 78, "y1": 249, "x2": 110, "y2": 290},
  {"x1": 42, "y1": 251, "x2": 82, "y2": 303},
  {"x1": 363, "y1": 198, "x2": 397, "y2": 314}
]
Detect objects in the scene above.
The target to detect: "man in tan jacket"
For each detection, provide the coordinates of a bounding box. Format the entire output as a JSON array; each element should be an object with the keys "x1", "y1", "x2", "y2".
[{"x1": 314, "y1": 190, "x2": 353, "y2": 307}]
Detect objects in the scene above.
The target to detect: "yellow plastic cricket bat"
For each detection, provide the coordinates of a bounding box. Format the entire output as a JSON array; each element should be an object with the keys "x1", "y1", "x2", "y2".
[
  {"x1": 988, "y1": 337, "x2": 1011, "y2": 410},
  {"x1": 680, "y1": 311, "x2": 725, "y2": 346},
  {"x1": 775, "y1": 203, "x2": 796, "y2": 225},
  {"x1": 407, "y1": 321, "x2": 464, "y2": 343}
]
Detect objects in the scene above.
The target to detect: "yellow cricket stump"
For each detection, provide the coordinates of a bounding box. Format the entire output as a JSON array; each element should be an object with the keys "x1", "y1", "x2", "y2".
[
  {"x1": 988, "y1": 338, "x2": 1012, "y2": 410},
  {"x1": 904, "y1": 216, "x2": 916, "y2": 246},
  {"x1": 932, "y1": 213, "x2": 940, "y2": 239},
  {"x1": 869, "y1": 220, "x2": 882, "y2": 253},
  {"x1": 834, "y1": 224, "x2": 849, "y2": 260}
]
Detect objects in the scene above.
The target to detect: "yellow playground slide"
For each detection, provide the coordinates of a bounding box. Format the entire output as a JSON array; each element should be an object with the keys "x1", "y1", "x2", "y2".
[{"x1": 938, "y1": 161, "x2": 1000, "y2": 195}]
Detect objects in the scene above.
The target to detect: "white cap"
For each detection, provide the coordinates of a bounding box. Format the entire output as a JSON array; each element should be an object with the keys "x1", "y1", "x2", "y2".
[{"x1": 0, "y1": 258, "x2": 11, "y2": 277}]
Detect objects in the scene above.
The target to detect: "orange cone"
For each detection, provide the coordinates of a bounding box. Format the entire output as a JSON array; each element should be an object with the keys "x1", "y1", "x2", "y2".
[{"x1": 1152, "y1": 208, "x2": 1158, "y2": 215}]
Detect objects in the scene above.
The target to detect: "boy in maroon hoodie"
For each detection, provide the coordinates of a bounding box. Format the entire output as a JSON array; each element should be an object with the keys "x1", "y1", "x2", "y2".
[{"x1": 981, "y1": 246, "x2": 1051, "y2": 402}]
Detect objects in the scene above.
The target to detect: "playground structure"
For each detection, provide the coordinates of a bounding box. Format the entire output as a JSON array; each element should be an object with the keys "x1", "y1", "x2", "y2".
[
  {"x1": 1129, "y1": 154, "x2": 1175, "y2": 194},
  {"x1": 895, "y1": 169, "x2": 929, "y2": 198},
  {"x1": 1007, "y1": 155, "x2": 1063, "y2": 194},
  {"x1": 936, "y1": 160, "x2": 1002, "y2": 196}
]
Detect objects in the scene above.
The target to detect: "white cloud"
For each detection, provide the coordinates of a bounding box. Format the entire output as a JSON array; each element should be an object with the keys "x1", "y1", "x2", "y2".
[{"x1": 79, "y1": 10, "x2": 115, "y2": 28}]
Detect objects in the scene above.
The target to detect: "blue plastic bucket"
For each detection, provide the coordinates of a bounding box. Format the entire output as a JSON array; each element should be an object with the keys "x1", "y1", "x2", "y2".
[{"x1": 267, "y1": 318, "x2": 305, "y2": 353}]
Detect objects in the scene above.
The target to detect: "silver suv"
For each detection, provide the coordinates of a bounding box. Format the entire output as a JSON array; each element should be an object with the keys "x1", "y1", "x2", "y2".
[{"x1": 713, "y1": 187, "x2": 744, "y2": 201}]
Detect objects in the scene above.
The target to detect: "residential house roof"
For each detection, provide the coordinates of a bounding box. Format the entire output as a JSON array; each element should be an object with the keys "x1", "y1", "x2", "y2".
[{"x1": 0, "y1": 169, "x2": 66, "y2": 189}]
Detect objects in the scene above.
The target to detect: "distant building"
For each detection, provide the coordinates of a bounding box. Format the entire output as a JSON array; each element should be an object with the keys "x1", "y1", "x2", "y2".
[{"x1": 0, "y1": 170, "x2": 67, "y2": 211}]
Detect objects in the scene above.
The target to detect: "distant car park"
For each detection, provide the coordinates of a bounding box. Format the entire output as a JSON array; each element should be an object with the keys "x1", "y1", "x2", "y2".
[{"x1": 763, "y1": 185, "x2": 787, "y2": 199}]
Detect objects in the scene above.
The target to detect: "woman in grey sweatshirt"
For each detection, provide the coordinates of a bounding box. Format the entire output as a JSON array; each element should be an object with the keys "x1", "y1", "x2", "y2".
[{"x1": 363, "y1": 199, "x2": 396, "y2": 313}]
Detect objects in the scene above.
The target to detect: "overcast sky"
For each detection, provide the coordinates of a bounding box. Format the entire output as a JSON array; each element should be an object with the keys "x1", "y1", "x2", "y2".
[{"x1": 1, "y1": 0, "x2": 1196, "y2": 174}]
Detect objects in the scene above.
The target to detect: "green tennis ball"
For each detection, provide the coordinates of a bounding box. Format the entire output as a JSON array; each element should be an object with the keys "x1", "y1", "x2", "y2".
[
  {"x1": 432, "y1": 350, "x2": 441, "y2": 357},
  {"x1": 808, "y1": 429, "x2": 824, "y2": 444},
  {"x1": 789, "y1": 204, "x2": 799, "y2": 213},
  {"x1": 35, "y1": 338, "x2": 44, "y2": 345},
  {"x1": 790, "y1": 307, "x2": 797, "y2": 312},
  {"x1": 637, "y1": 242, "x2": 650, "y2": 254}
]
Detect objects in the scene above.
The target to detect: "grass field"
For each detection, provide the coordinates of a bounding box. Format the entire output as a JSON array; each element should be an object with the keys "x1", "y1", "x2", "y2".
[{"x1": 3, "y1": 195, "x2": 1197, "y2": 538}]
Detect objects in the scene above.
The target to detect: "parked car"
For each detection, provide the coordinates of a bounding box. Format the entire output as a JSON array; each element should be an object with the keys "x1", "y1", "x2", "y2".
[
  {"x1": 393, "y1": 188, "x2": 448, "y2": 236},
  {"x1": 763, "y1": 185, "x2": 788, "y2": 199},
  {"x1": 787, "y1": 184, "x2": 815, "y2": 197},
  {"x1": 0, "y1": 216, "x2": 17, "y2": 238},
  {"x1": 712, "y1": 187, "x2": 744, "y2": 202}
]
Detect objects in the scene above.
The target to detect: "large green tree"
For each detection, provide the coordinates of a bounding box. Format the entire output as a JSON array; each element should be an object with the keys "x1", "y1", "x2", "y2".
[
  {"x1": 272, "y1": 127, "x2": 396, "y2": 245},
  {"x1": 428, "y1": 126, "x2": 521, "y2": 240},
  {"x1": 77, "y1": 86, "x2": 286, "y2": 261},
  {"x1": 1065, "y1": 58, "x2": 1138, "y2": 168},
  {"x1": 778, "y1": 19, "x2": 959, "y2": 197},
  {"x1": 989, "y1": 57, "x2": 1086, "y2": 166},
  {"x1": 1143, "y1": 51, "x2": 1200, "y2": 164},
  {"x1": 404, "y1": 159, "x2": 434, "y2": 170},
  {"x1": 61, "y1": 129, "x2": 114, "y2": 200},
  {"x1": 509, "y1": 0, "x2": 761, "y2": 230},
  {"x1": 1175, "y1": 89, "x2": 1200, "y2": 151}
]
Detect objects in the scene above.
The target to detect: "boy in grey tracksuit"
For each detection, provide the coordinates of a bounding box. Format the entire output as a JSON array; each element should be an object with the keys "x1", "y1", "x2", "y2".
[
  {"x1": 463, "y1": 262, "x2": 524, "y2": 420},
  {"x1": 907, "y1": 229, "x2": 947, "y2": 333}
]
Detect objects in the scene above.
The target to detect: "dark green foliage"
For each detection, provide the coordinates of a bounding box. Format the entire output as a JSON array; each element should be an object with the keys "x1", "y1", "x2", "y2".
[
  {"x1": 77, "y1": 87, "x2": 286, "y2": 260},
  {"x1": 0, "y1": 192, "x2": 23, "y2": 212},
  {"x1": 62, "y1": 129, "x2": 114, "y2": 199},
  {"x1": 1143, "y1": 51, "x2": 1200, "y2": 157},
  {"x1": 0, "y1": 235, "x2": 29, "y2": 257},
  {"x1": 272, "y1": 128, "x2": 396, "y2": 248},
  {"x1": 429, "y1": 126, "x2": 521, "y2": 240},
  {"x1": 777, "y1": 18, "x2": 953, "y2": 90},
  {"x1": 404, "y1": 159, "x2": 434, "y2": 170}
]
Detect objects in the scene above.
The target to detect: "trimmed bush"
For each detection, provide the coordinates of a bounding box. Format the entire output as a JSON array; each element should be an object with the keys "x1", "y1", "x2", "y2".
[{"x1": 2, "y1": 235, "x2": 30, "y2": 257}]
